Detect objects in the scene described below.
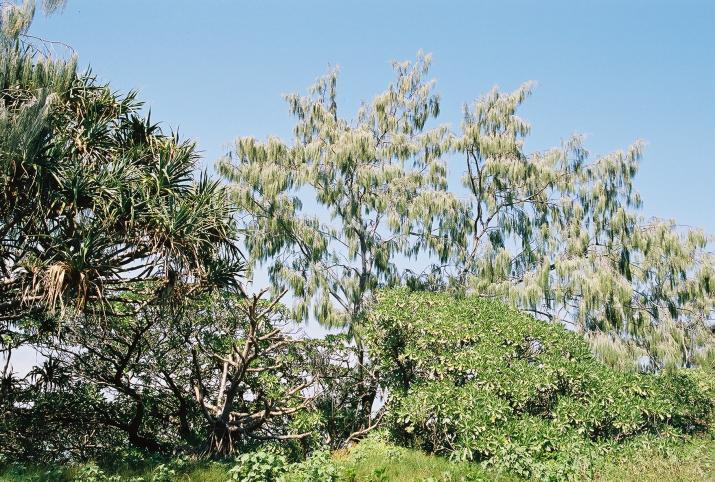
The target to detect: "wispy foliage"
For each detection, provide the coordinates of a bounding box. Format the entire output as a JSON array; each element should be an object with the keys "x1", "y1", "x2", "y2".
[
  {"x1": 452, "y1": 83, "x2": 714, "y2": 369},
  {"x1": 219, "y1": 52, "x2": 458, "y2": 329},
  {"x1": 222, "y1": 54, "x2": 714, "y2": 369}
]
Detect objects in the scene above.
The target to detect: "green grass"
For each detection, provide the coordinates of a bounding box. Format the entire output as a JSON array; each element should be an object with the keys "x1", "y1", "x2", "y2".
[
  {"x1": 2, "y1": 435, "x2": 714, "y2": 481},
  {"x1": 0, "y1": 459, "x2": 233, "y2": 482},
  {"x1": 328, "y1": 437, "x2": 515, "y2": 481},
  {"x1": 594, "y1": 436, "x2": 715, "y2": 482},
  {"x1": 328, "y1": 436, "x2": 715, "y2": 481}
]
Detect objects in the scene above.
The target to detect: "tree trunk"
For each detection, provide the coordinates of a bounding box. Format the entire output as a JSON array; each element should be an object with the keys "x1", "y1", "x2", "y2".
[
  {"x1": 205, "y1": 418, "x2": 237, "y2": 457},
  {"x1": 126, "y1": 400, "x2": 162, "y2": 452},
  {"x1": 356, "y1": 345, "x2": 377, "y2": 430}
]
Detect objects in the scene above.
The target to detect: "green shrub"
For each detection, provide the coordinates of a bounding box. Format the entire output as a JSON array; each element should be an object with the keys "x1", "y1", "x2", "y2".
[
  {"x1": 227, "y1": 450, "x2": 287, "y2": 482},
  {"x1": 362, "y1": 289, "x2": 715, "y2": 479},
  {"x1": 71, "y1": 463, "x2": 119, "y2": 482},
  {"x1": 280, "y1": 450, "x2": 339, "y2": 482}
]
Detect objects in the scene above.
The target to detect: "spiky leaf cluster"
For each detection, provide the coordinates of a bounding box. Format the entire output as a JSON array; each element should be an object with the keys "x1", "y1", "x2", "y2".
[{"x1": 0, "y1": 29, "x2": 242, "y2": 328}]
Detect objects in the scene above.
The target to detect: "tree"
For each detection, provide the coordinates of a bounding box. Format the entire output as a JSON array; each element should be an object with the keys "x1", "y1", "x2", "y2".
[
  {"x1": 0, "y1": 359, "x2": 123, "y2": 463},
  {"x1": 218, "y1": 54, "x2": 460, "y2": 431},
  {"x1": 450, "y1": 84, "x2": 714, "y2": 369},
  {"x1": 47, "y1": 303, "x2": 193, "y2": 453},
  {"x1": 220, "y1": 51, "x2": 714, "y2": 418},
  {"x1": 0, "y1": 5, "x2": 245, "y2": 459},
  {"x1": 0, "y1": 27, "x2": 242, "y2": 328},
  {"x1": 1, "y1": 1, "x2": 70, "y2": 42},
  {"x1": 36, "y1": 289, "x2": 323, "y2": 458},
  {"x1": 222, "y1": 53, "x2": 713, "y2": 369},
  {"x1": 186, "y1": 289, "x2": 321, "y2": 456},
  {"x1": 218, "y1": 53, "x2": 456, "y2": 330}
]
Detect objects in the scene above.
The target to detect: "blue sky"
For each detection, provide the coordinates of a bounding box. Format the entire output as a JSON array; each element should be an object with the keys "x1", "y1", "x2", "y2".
[{"x1": 30, "y1": 0, "x2": 714, "y2": 232}]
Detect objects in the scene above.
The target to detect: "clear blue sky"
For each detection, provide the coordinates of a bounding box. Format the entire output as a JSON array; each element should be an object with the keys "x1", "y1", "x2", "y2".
[{"x1": 31, "y1": 0, "x2": 714, "y2": 231}]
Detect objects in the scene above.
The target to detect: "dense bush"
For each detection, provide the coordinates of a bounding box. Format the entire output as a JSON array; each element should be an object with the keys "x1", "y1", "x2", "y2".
[{"x1": 362, "y1": 289, "x2": 715, "y2": 479}]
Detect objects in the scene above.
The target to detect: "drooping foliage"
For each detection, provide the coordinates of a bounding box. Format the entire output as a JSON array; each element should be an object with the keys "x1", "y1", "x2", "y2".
[
  {"x1": 1, "y1": 1, "x2": 69, "y2": 44},
  {"x1": 362, "y1": 289, "x2": 715, "y2": 479},
  {"x1": 451, "y1": 84, "x2": 715, "y2": 370},
  {"x1": 218, "y1": 53, "x2": 458, "y2": 329},
  {"x1": 221, "y1": 54, "x2": 714, "y2": 369},
  {"x1": 217, "y1": 54, "x2": 460, "y2": 436}
]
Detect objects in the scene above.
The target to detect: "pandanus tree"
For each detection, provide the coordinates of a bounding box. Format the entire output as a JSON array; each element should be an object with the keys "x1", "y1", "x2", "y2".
[
  {"x1": 0, "y1": 71, "x2": 242, "y2": 323},
  {"x1": 0, "y1": 1, "x2": 246, "y2": 458},
  {"x1": 0, "y1": 1, "x2": 243, "y2": 424},
  {"x1": 0, "y1": 22, "x2": 242, "y2": 328}
]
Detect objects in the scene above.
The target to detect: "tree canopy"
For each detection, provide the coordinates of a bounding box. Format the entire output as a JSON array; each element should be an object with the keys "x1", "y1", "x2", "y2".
[
  {"x1": 221, "y1": 55, "x2": 714, "y2": 370},
  {"x1": 0, "y1": 6, "x2": 242, "y2": 329},
  {"x1": 219, "y1": 53, "x2": 458, "y2": 330}
]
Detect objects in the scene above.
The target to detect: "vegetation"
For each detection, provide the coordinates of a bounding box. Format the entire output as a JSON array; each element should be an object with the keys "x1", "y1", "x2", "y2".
[
  {"x1": 218, "y1": 53, "x2": 714, "y2": 372},
  {"x1": 1, "y1": 1, "x2": 714, "y2": 480},
  {"x1": 2, "y1": 433, "x2": 714, "y2": 481},
  {"x1": 451, "y1": 84, "x2": 714, "y2": 371},
  {"x1": 363, "y1": 289, "x2": 714, "y2": 479}
]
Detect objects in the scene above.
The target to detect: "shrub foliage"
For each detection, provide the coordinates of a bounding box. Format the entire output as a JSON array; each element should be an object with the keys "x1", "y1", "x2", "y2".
[{"x1": 362, "y1": 289, "x2": 715, "y2": 478}]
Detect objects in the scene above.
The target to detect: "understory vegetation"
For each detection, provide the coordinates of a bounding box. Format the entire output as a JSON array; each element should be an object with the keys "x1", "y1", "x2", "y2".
[
  {"x1": 364, "y1": 290, "x2": 715, "y2": 479},
  {"x1": 2, "y1": 433, "x2": 715, "y2": 481},
  {"x1": 1, "y1": 1, "x2": 714, "y2": 481}
]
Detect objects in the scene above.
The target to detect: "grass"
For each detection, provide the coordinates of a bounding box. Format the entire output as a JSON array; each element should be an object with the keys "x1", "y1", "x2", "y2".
[
  {"x1": 329, "y1": 437, "x2": 515, "y2": 481},
  {"x1": 594, "y1": 436, "x2": 715, "y2": 482},
  {"x1": 1, "y1": 435, "x2": 713, "y2": 481},
  {"x1": 0, "y1": 459, "x2": 233, "y2": 482},
  {"x1": 329, "y1": 435, "x2": 715, "y2": 481}
]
